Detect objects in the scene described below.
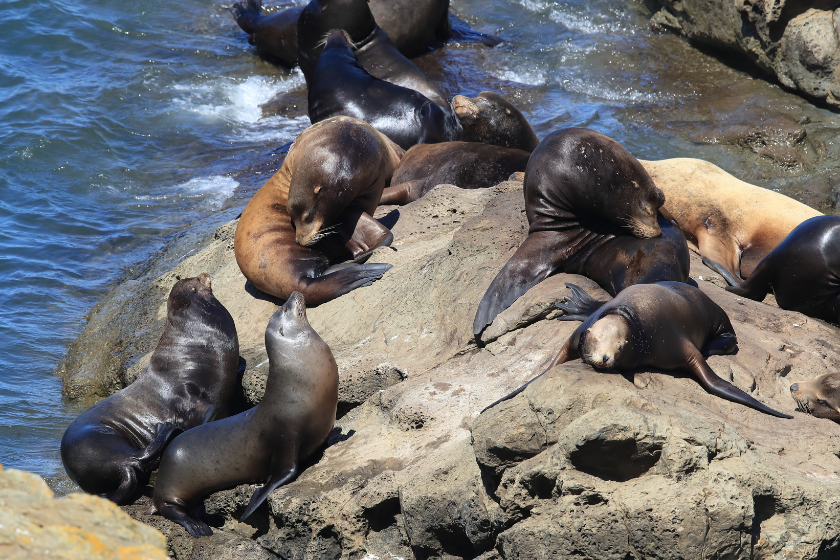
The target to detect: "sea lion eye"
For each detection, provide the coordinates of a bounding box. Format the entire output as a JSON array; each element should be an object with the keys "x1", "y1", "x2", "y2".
[
  {"x1": 818, "y1": 399, "x2": 829, "y2": 407},
  {"x1": 278, "y1": 326, "x2": 284, "y2": 336},
  {"x1": 191, "y1": 287, "x2": 196, "y2": 293}
]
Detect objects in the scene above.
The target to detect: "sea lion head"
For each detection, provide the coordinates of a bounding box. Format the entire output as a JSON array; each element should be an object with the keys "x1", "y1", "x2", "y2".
[
  {"x1": 266, "y1": 291, "x2": 312, "y2": 345},
  {"x1": 580, "y1": 315, "x2": 632, "y2": 369},
  {"x1": 288, "y1": 120, "x2": 383, "y2": 247},
  {"x1": 167, "y1": 273, "x2": 214, "y2": 316},
  {"x1": 452, "y1": 91, "x2": 539, "y2": 152},
  {"x1": 790, "y1": 373, "x2": 840, "y2": 421}
]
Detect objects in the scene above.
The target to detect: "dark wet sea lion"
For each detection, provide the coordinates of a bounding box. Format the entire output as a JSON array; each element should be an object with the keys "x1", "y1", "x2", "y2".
[
  {"x1": 452, "y1": 92, "x2": 539, "y2": 151},
  {"x1": 231, "y1": 0, "x2": 451, "y2": 66},
  {"x1": 379, "y1": 141, "x2": 530, "y2": 205},
  {"x1": 473, "y1": 128, "x2": 689, "y2": 338},
  {"x1": 60, "y1": 274, "x2": 241, "y2": 504},
  {"x1": 642, "y1": 158, "x2": 821, "y2": 286},
  {"x1": 726, "y1": 216, "x2": 840, "y2": 323},
  {"x1": 308, "y1": 30, "x2": 461, "y2": 150},
  {"x1": 234, "y1": 116, "x2": 403, "y2": 304},
  {"x1": 484, "y1": 282, "x2": 791, "y2": 418},
  {"x1": 230, "y1": 0, "x2": 303, "y2": 68},
  {"x1": 790, "y1": 373, "x2": 840, "y2": 422},
  {"x1": 152, "y1": 292, "x2": 338, "y2": 538},
  {"x1": 297, "y1": 0, "x2": 448, "y2": 108}
]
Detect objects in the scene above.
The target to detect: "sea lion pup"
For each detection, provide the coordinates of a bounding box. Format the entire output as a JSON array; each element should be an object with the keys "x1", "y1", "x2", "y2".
[
  {"x1": 296, "y1": 0, "x2": 449, "y2": 108},
  {"x1": 452, "y1": 92, "x2": 539, "y2": 152},
  {"x1": 231, "y1": 0, "x2": 451, "y2": 66},
  {"x1": 790, "y1": 373, "x2": 840, "y2": 422},
  {"x1": 726, "y1": 216, "x2": 840, "y2": 323},
  {"x1": 307, "y1": 30, "x2": 462, "y2": 150},
  {"x1": 60, "y1": 274, "x2": 240, "y2": 504},
  {"x1": 642, "y1": 158, "x2": 821, "y2": 286},
  {"x1": 234, "y1": 116, "x2": 402, "y2": 304},
  {"x1": 152, "y1": 292, "x2": 338, "y2": 538},
  {"x1": 379, "y1": 142, "x2": 531, "y2": 205},
  {"x1": 483, "y1": 282, "x2": 792, "y2": 418},
  {"x1": 472, "y1": 128, "x2": 689, "y2": 338}
]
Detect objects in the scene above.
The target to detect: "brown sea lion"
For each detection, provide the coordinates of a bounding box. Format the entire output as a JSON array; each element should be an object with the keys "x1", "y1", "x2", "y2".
[
  {"x1": 473, "y1": 128, "x2": 689, "y2": 338},
  {"x1": 379, "y1": 141, "x2": 531, "y2": 205},
  {"x1": 307, "y1": 30, "x2": 461, "y2": 150},
  {"x1": 296, "y1": 0, "x2": 448, "y2": 108},
  {"x1": 790, "y1": 373, "x2": 840, "y2": 422},
  {"x1": 726, "y1": 216, "x2": 840, "y2": 323},
  {"x1": 452, "y1": 92, "x2": 539, "y2": 151},
  {"x1": 641, "y1": 158, "x2": 821, "y2": 285},
  {"x1": 483, "y1": 282, "x2": 792, "y2": 418},
  {"x1": 234, "y1": 116, "x2": 403, "y2": 305},
  {"x1": 60, "y1": 274, "x2": 241, "y2": 504},
  {"x1": 231, "y1": 0, "x2": 451, "y2": 67},
  {"x1": 152, "y1": 292, "x2": 338, "y2": 537}
]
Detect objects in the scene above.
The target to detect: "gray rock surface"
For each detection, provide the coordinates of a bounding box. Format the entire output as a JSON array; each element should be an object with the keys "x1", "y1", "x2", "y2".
[
  {"x1": 649, "y1": 0, "x2": 840, "y2": 108},
  {"x1": 62, "y1": 166, "x2": 840, "y2": 558}
]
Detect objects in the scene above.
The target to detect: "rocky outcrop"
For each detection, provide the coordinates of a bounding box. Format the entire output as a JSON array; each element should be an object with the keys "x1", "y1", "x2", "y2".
[
  {"x1": 0, "y1": 464, "x2": 167, "y2": 559},
  {"x1": 62, "y1": 164, "x2": 840, "y2": 558},
  {"x1": 649, "y1": 0, "x2": 840, "y2": 108}
]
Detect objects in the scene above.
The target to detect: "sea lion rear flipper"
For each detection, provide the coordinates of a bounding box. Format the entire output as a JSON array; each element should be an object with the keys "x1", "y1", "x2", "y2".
[
  {"x1": 241, "y1": 464, "x2": 297, "y2": 521},
  {"x1": 683, "y1": 342, "x2": 793, "y2": 418},
  {"x1": 159, "y1": 503, "x2": 214, "y2": 538},
  {"x1": 701, "y1": 257, "x2": 742, "y2": 287},
  {"x1": 555, "y1": 283, "x2": 608, "y2": 321},
  {"x1": 473, "y1": 231, "x2": 567, "y2": 338},
  {"x1": 379, "y1": 182, "x2": 416, "y2": 206}
]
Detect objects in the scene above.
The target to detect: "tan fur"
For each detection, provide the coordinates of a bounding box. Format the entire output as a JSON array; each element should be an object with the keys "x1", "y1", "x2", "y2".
[
  {"x1": 581, "y1": 315, "x2": 629, "y2": 369},
  {"x1": 790, "y1": 373, "x2": 840, "y2": 422},
  {"x1": 641, "y1": 158, "x2": 821, "y2": 278}
]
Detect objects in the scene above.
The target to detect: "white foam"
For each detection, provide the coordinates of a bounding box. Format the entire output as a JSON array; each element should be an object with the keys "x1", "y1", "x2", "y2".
[
  {"x1": 172, "y1": 70, "x2": 305, "y2": 125},
  {"x1": 561, "y1": 77, "x2": 674, "y2": 104},
  {"x1": 177, "y1": 175, "x2": 239, "y2": 208},
  {"x1": 241, "y1": 115, "x2": 311, "y2": 144},
  {"x1": 494, "y1": 65, "x2": 547, "y2": 86}
]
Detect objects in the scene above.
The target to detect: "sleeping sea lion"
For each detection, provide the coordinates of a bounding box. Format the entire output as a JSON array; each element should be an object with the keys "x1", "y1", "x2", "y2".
[
  {"x1": 473, "y1": 128, "x2": 689, "y2": 338},
  {"x1": 60, "y1": 274, "x2": 241, "y2": 503},
  {"x1": 296, "y1": 0, "x2": 448, "y2": 107},
  {"x1": 790, "y1": 373, "x2": 840, "y2": 422},
  {"x1": 152, "y1": 292, "x2": 338, "y2": 537},
  {"x1": 726, "y1": 216, "x2": 840, "y2": 323},
  {"x1": 307, "y1": 30, "x2": 461, "y2": 150},
  {"x1": 379, "y1": 141, "x2": 531, "y2": 205},
  {"x1": 483, "y1": 282, "x2": 791, "y2": 418},
  {"x1": 452, "y1": 92, "x2": 539, "y2": 151},
  {"x1": 231, "y1": 0, "x2": 451, "y2": 67},
  {"x1": 641, "y1": 158, "x2": 821, "y2": 285},
  {"x1": 234, "y1": 116, "x2": 402, "y2": 305}
]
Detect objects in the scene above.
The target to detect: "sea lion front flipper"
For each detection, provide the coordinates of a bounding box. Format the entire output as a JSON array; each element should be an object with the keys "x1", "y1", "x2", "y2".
[
  {"x1": 682, "y1": 342, "x2": 793, "y2": 418},
  {"x1": 379, "y1": 182, "x2": 417, "y2": 206},
  {"x1": 725, "y1": 256, "x2": 773, "y2": 301},
  {"x1": 136, "y1": 422, "x2": 183, "y2": 470},
  {"x1": 240, "y1": 464, "x2": 298, "y2": 521},
  {"x1": 701, "y1": 257, "x2": 742, "y2": 287},
  {"x1": 298, "y1": 263, "x2": 393, "y2": 305},
  {"x1": 474, "y1": 231, "x2": 569, "y2": 338},
  {"x1": 555, "y1": 283, "x2": 609, "y2": 321},
  {"x1": 701, "y1": 332, "x2": 738, "y2": 357},
  {"x1": 316, "y1": 210, "x2": 393, "y2": 263},
  {"x1": 448, "y1": 21, "x2": 503, "y2": 47},
  {"x1": 159, "y1": 503, "x2": 213, "y2": 538}
]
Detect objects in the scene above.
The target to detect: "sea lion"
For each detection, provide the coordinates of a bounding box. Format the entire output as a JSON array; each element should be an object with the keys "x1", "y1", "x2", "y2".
[
  {"x1": 151, "y1": 292, "x2": 338, "y2": 538},
  {"x1": 452, "y1": 92, "x2": 539, "y2": 151},
  {"x1": 483, "y1": 282, "x2": 792, "y2": 418},
  {"x1": 230, "y1": 0, "x2": 303, "y2": 68},
  {"x1": 790, "y1": 373, "x2": 840, "y2": 422},
  {"x1": 642, "y1": 158, "x2": 821, "y2": 285},
  {"x1": 60, "y1": 274, "x2": 241, "y2": 504},
  {"x1": 234, "y1": 116, "x2": 402, "y2": 304},
  {"x1": 307, "y1": 30, "x2": 461, "y2": 150},
  {"x1": 379, "y1": 141, "x2": 530, "y2": 205},
  {"x1": 726, "y1": 216, "x2": 840, "y2": 323},
  {"x1": 297, "y1": 0, "x2": 448, "y2": 108},
  {"x1": 473, "y1": 128, "x2": 690, "y2": 338},
  {"x1": 231, "y1": 0, "x2": 451, "y2": 66}
]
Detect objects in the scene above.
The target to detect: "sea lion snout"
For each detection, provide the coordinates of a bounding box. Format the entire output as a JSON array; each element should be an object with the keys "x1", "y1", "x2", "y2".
[
  {"x1": 197, "y1": 272, "x2": 212, "y2": 290},
  {"x1": 790, "y1": 383, "x2": 799, "y2": 392}
]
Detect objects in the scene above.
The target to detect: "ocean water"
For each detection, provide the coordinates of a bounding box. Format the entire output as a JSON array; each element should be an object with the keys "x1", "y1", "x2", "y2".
[{"x1": 0, "y1": 0, "x2": 836, "y2": 492}]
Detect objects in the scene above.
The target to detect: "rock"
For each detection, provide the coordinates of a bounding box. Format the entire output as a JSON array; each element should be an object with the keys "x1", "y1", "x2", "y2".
[
  {"x1": 64, "y1": 168, "x2": 840, "y2": 558},
  {"x1": 0, "y1": 464, "x2": 167, "y2": 559},
  {"x1": 649, "y1": 0, "x2": 840, "y2": 108}
]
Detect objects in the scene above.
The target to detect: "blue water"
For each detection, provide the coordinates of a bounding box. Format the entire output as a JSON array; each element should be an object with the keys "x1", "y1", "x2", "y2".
[{"x1": 1, "y1": 0, "x2": 836, "y2": 492}]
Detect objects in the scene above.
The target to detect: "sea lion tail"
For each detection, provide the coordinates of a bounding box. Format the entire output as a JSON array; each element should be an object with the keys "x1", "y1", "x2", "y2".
[
  {"x1": 555, "y1": 283, "x2": 607, "y2": 321},
  {"x1": 230, "y1": 0, "x2": 262, "y2": 34}
]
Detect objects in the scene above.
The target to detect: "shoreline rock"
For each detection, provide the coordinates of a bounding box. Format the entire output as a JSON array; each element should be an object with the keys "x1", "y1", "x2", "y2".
[
  {"x1": 60, "y1": 168, "x2": 840, "y2": 559},
  {"x1": 648, "y1": 0, "x2": 840, "y2": 109}
]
